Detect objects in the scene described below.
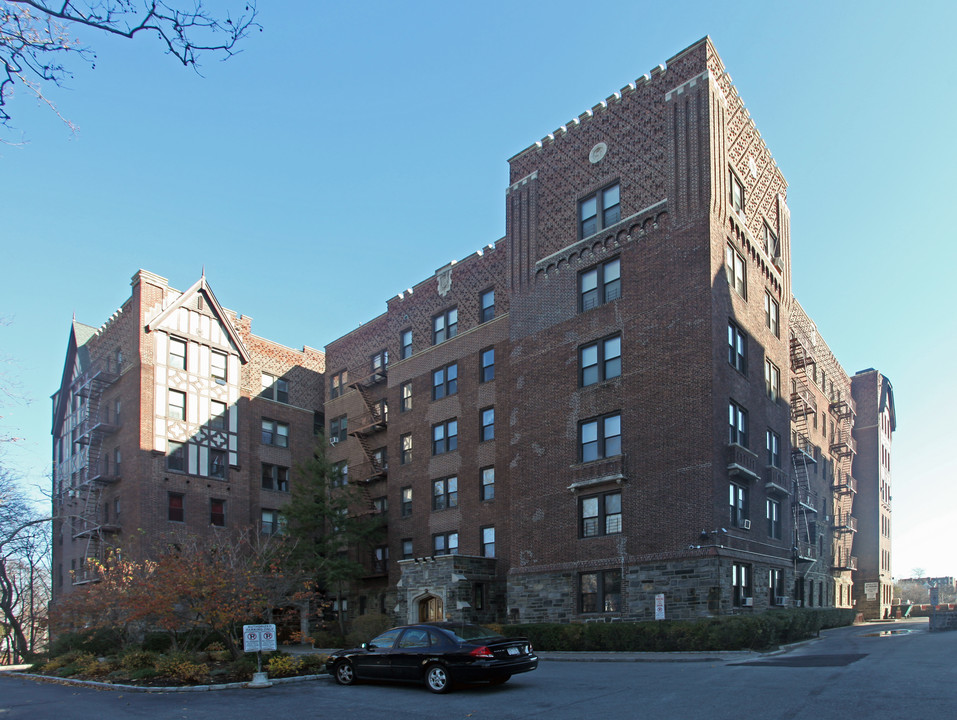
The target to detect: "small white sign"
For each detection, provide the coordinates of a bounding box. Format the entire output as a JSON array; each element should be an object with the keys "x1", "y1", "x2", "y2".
[
  {"x1": 655, "y1": 593, "x2": 666, "y2": 621},
  {"x1": 864, "y1": 582, "x2": 879, "y2": 600},
  {"x1": 243, "y1": 624, "x2": 278, "y2": 653}
]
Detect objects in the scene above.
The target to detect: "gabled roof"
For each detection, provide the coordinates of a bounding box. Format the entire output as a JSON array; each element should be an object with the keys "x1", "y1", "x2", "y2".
[
  {"x1": 144, "y1": 275, "x2": 250, "y2": 363},
  {"x1": 51, "y1": 321, "x2": 97, "y2": 436}
]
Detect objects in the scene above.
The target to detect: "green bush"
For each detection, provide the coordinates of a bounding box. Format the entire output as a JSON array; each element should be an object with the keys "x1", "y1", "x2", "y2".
[
  {"x1": 154, "y1": 652, "x2": 210, "y2": 683},
  {"x1": 141, "y1": 632, "x2": 173, "y2": 653},
  {"x1": 345, "y1": 613, "x2": 394, "y2": 647},
  {"x1": 228, "y1": 657, "x2": 257, "y2": 681},
  {"x1": 129, "y1": 667, "x2": 159, "y2": 681},
  {"x1": 49, "y1": 628, "x2": 124, "y2": 657},
  {"x1": 299, "y1": 654, "x2": 328, "y2": 673},
  {"x1": 504, "y1": 608, "x2": 856, "y2": 653},
  {"x1": 266, "y1": 654, "x2": 303, "y2": 678},
  {"x1": 120, "y1": 649, "x2": 158, "y2": 671}
]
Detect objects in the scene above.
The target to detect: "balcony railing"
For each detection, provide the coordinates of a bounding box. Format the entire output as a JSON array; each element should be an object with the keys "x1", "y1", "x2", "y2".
[
  {"x1": 834, "y1": 514, "x2": 858, "y2": 532},
  {"x1": 832, "y1": 553, "x2": 858, "y2": 571},
  {"x1": 727, "y1": 444, "x2": 760, "y2": 481},
  {"x1": 764, "y1": 465, "x2": 790, "y2": 495}
]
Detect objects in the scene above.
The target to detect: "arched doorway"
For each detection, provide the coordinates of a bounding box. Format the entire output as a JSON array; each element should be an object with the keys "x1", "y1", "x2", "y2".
[{"x1": 418, "y1": 594, "x2": 443, "y2": 622}]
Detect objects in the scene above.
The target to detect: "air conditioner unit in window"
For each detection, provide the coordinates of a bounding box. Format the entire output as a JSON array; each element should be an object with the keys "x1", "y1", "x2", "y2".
[
  {"x1": 329, "y1": 437, "x2": 339, "y2": 446},
  {"x1": 742, "y1": 597, "x2": 754, "y2": 607},
  {"x1": 742, "y1": 519, "x2": 751, "y2": 530},
  {"x1": 775, "y1": 596, "x2": 790, "y2": 606}
]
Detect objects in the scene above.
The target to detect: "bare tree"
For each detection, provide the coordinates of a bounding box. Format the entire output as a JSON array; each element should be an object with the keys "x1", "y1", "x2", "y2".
[
  {"x1": 1, "y1": 1, "x2": 259, "y2": 134},
  {"x1": 0, "y1": 461, "x2": 50, "y2": 663}
]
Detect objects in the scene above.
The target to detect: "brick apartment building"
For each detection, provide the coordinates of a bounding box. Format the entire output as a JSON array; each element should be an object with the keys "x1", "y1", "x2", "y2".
[
  {"x1": 53, "y1": 38, "x2": 895, "y2": 624},
  {"x1": 51, "y1": 270, "x2": 324, "y2": 600},
  {"x1": 322, "y1": 37, "x2": 894, "y2": 624}
]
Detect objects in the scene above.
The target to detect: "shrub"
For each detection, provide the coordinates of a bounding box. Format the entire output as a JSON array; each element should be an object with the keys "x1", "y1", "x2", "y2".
[
  {"x1": 299, "y1": 654, "x2": 328, "y2": 674},
  {"x1": 129, "y1": 667, "x2": 159, "y2": 681},
  {"x1": 345, "y1": 613, "x2": 394, "y2": 648},
  {"x1": 228, "y1": 657, "x2": 257, "y2": 681},
  {"x1": 266, "y1": 654, "x2": 303, "y2": 678},
  {"x1": 205, "y1": 642, "x2": 230, "y2": 662},
  {"x1": 155, "y1": 652, "x2": 210, "y2": 683},
  {"x1": 503, "y1": 608, "x2": 856, "y2": 653},
  {"x1": 312, "y1": 629, "x2": 346, "y2": 649},
  {"x1": 120, "y1": 649, "x2": 158, "y2": 671},
  {"x1": 42, "y1": 650, "x2": 92, "y2": 673},
  {"x1": 141, "y1": 632, "x2": 172, "y2": 653},
  {"x1": 49, "y1": 628, "x2": 124, "y2": 657},
  {"x1": 78, "y1": 655, "x2": 117, "y2": 677}
]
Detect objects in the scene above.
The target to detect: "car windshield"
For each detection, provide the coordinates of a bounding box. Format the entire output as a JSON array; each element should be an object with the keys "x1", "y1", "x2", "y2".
[{"x1": 443, "y1": 624, "x2": 505, "y2": 643}]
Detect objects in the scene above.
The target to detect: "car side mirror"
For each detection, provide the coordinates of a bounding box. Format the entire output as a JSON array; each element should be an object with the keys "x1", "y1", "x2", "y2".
[{"x1": 362, "y1": 642, "x2": 373, "y2": 650}]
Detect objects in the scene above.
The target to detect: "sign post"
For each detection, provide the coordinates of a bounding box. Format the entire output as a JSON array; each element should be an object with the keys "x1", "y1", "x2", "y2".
[{"x1": 243, "y1": 624, "x2": 277, "y2": 687}]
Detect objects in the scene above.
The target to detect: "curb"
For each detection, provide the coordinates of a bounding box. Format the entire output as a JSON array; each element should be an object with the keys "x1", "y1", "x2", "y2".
[{"x1": 2, "y1": 671, "x2": 326, "y2": 693}]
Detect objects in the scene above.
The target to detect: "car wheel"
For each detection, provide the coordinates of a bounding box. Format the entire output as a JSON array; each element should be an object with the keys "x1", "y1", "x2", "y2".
[
  {"x1": 333, "y1": 660, "x2": 356, "y2": 686},
  {"x1": 488, "y1": 674, "x2": 511, "y2": 686},
  {"x1": 424, "y1": 663, "x2": 451, "y2": 693}
]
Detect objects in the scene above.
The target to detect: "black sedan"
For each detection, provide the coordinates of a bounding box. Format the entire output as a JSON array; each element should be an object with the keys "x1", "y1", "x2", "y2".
[{"x1": 326, "y1": 622, "x2": 538, "y2": 693}]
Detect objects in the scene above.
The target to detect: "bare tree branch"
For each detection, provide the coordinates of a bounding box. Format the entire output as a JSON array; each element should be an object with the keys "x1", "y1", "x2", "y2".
[{"x1": 1, "y1": 1, "x2": 259, "y2": 132}]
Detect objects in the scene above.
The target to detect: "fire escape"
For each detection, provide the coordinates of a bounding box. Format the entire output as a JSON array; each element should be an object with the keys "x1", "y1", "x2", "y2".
[
  {"x1": 789, "y1": 330, "x2": 818, "y2": 564},
  {"x1": 346, "y1": 363, "x2": 390, "y2": 578},
  {"x1": 829, "y1": 393, "x2": 858, "y2": 575},
  {"x1": 347, "y1": 364, "x2": 389, "y2": 509},
  {"x1": 71, "y1": 362, "x2": 121, "y2": 584}
]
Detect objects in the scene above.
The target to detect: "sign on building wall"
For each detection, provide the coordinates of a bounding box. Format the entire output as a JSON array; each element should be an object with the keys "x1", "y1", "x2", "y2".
[
  {"x1": 655, "y1": 593, "x2": 666, "y2": 620},
  {"x1": 864, "y1": 582, "x2": 879, "y2": 600}
]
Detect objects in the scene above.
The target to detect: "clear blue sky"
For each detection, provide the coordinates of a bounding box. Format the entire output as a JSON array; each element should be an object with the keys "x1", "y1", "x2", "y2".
[{"x1": 1, "y1": 0, "x2": 954, "y2": 579}]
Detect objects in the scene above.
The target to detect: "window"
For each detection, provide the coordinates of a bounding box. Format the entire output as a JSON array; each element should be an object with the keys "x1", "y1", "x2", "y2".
[
  {"x1": 211, "y1": 350, "x2": 227, "y2": 381},
  {"x1": 401, "y1": 487, "x2": 412, "y2": 517},
  {"x1": 209, "y1": 449, "x2": 226, "y2": 479},
  {"x1": 728, "y1": 322, "x2": 747, "y2": 374},
  {"x1": 168, "y1": 493, "x2": 184, "y2": 523},
  {"x1": 482, "y1": 526, "x2": 495, "y2": 558},
  {"x1": 763, "y1": 223, "x2": 780, "y2": 258},
  {"x1": 580, "y1": 570, "x2": 621, "y2": 613},
  {"x1": 581, "y1": 491, "x2": 622, "y2": 537},
  {"x1": 765, "y1": 359, "x2": 780, "y2": 402},
  {"x1": 480, "y1": 407, "x2": 494, "y2": 442},
  {"x1": 766, "y1": 429, "x2": 781, "y2": 468},
  {"x1": 262, "y1": 373, "x2": 289, "y2": 403},
  {"x1": 167, "y1": 441, "x2": 186, "y2": 472},
  {"x1": 480, "y1": 347, "x2": 495, "y2": 383},
  {"x1": 329, "y1": 415, "x2": 347, "y2": 444},
  {"x1": 371, "y1": 350, "x2": 388, "y2": 373},
  {"x1": 372, "y1": 545, "x2": 388, "y2": 574},
  {"x1": 432, "y1": 307, "x2": 458, "y2": 344},
  {"x1": 114, "y1": 398, "x2": 122, "y2": 425},
  {"x1": 480, "y1": 289, "x2": 495, "y2": 323},
  {"x1": 580, "y1": 413, "x2": 621, "y2": 462},
  {"x1": 400, "y1": 382, "x2": 412, "y2": 412},
  {"x1": 261, "y1": 509, "x2": 285, "y2": 535},
  {"x1": 432, "y1": 363, "x2": 458, "y2": 400},
  {"x1": 169, "y1": 390, "x2": 186, "y2": 421},
  {"x1": 210, "y1": 400, "x2": 226, "y2": 430},
  {"x1": 769, "y1": 568, "x2": 785, "y2": 604},
  {"x1": 432, "y1": 477, "x2": 458, "y2": 510},
  {"x1": 432, "y1": 420, "x2": 458, "y2": 455},
  {"x1": 764, "y1": 292, "x2": 780, "y2": 337},
  {"x1": 433, "y1": 531, "x2": 458, "y2": 556},
  {"x1": 725, "y1": 244, "x2": 746, "y2": 298},
  {"x1": 372, "y1": 446, "x2": 387, "y2": 472},
  {"x1": 580, "y1": 183, "x2": 621, "y2": 238},
  {"x1": 728, "y1": 400, "x2": 749, "y2": 447},
  {"x1": 767, "y1": 498, "x2": 782, "y2": 539},
  {"x1": 729, "y1": 482, "x2": 749, "y2": 528},
  {"x1": 481, "y1": 467, "x2": 495, "y2": 501},
  {"x1": 262, "y1": 419, "x2": 289, "y2": 447},
  {"x1": 730, "y1": 171, "x2": 744, "y2": 213},
  {"x1": 331, "y1": 461, "x2": 348, "y2": 487},
  {"x1": 400, "y1": 433, "x2": 413, "y2": 464},
  {"x1": 580, "y1": 258, "x2": 621, "y2": 311},
  {"x1": 329, "y1": 370, "x2": 348, "y2": 399},
  {"x1": 402, "y1": 538, "x2": 414, "y2": 559},
  {"x1": 580, "y1": 334, "x2": 621, "y2": 386},
  {"x1": 262, "y1": 463, "x2": 289, "y2": 492},
  {"x1": 170, "y1": 337, "x2": 187, "y2": 370},
  {"x1": 210, "y1": 499, "x2": 225, "y2": 527},
  {"x1": 732, "y1": 563, "x2": 752, "y2": 606},
  {"x1": 400, "y1": 329, "x2": 413, "y2": 359},
  {"x1": 373, "y1": 496, "x2": 387, "y2": 514},
  {"x1": 376, "y1": 398, "x2": 388, "y2": 423}
]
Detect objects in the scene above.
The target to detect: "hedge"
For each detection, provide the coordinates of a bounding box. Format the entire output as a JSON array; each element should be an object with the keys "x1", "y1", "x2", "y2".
[{"x1": 503, "y1": 608, "x2": 856, "y2": 652}]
